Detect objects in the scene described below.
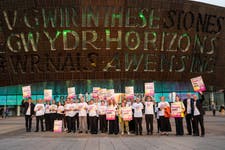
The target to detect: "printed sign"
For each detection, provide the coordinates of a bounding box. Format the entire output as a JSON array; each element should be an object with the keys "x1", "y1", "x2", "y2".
[
  {"x1": 171, "y1": 102, "x2": 182, "y2": 118},
  {"x1": 93, "y1": 87, "x2": 101, "y2": 98},
  {"x1": 191, "y1": 76, "x2": 206, "y2": 92},
  {"x1": 106, "y1": 108, "x2": 116, "y2": 120},
  {"x1": 122, "y1": 107, "x2": 132, "y2": 121},
  {"x1": 68, "y1": 87, "x2": 76, "y2": 98},
  {"x1": 125, "y1": 86, "x2": 134, "y2": 99},
  {"x1": 99, "y1": 88, "x2": 107, "y2": 100},
  {"x1": 107, "y1": 89, "x2": 115, "y2": 99},
  {"x1": 145, "y1": 82, "x2": 155, "y2": 96},
  {"x1": 54, "y1": 120, "x2": 62, "y2": 133},
  {"x1": 44, "y1": 89, "x2": 52, "y2": 101},
  {"x1": 22, "y1": 86, "x2": 31, "y2": 98}
]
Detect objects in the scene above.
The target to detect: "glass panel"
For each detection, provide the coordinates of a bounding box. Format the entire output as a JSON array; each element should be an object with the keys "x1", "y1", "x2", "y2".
[{"x1": 0, "y1": 96, "x2": 6, "y2": 105}]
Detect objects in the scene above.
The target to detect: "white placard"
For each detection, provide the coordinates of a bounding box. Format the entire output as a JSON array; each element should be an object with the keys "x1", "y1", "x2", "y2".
[
  {"x1": 44, "y1": 89, "x2": 52, "y2": 101},
  {"x1": 22, "y1": 86, "x2": 31, "y2": 98},
  {"x1": 68, "y1": 87, "x2": 76, "y2": 98},
  {"x1": 125, "y1": 86, "x2": 134, "y2": 99},
  {"x1": 144, "y1": 82, "x2": 155, "y2": 96}
]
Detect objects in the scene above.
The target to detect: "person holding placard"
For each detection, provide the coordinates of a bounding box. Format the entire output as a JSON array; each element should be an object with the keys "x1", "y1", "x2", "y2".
[
  {"x1": 78, "y1": 97, "x2": 88, "y2": 134},
  {"x1": 107, "y1": 99, "x2": 118, "y2": 135},
  {"x1": 70, "y1": 99, "x2": 78, "y2": 133},
  {"x1": 192, "y1": 92, "x2": 205, "y2": 137},
  {"x1": 119, "y1": 102, "x2": 132, "y2": 135},
  {"x1": 158, "y1": 96, "x2": 172, "y2": 135},
  {"x1": 74, "y1": 99, "x2": 80, "y2": 131},
  {"x1": 34, "y1": 99, "x2": 45, "y2": 132},
  {"x1": 64, "y1": 98, "x2": 71, "y2": 133},
  {"x1": 44, "y1": 101, "x2": 51, "y2": 131},
  {"x1": 127, "y1": 98, "x2": 135, "y2": 134},
  {"x1": 155, "y1": 102, "x2": 160, "y2": 133},
  {"x1": 22, "y1": 97, "x2": 35, "y2": 132},
  {"x1": 57, "y1": 101, "x2": 64, "y2": 120},
  {"x1": 183, "y1": 93, "x2": 195, "y2": 135},
  {"x1": 172, "y1": 95, "x2": 185, "y2": 136},
  {"x1": 88, "y1": 99, "x2": 98, "y2": 134},
  {"x1": 94, "y1": 98, "x2": 100, "y2": 133},
  {"x1": 144, "y1": 96, "x2": 155, "y2": 135},
  {"x1": 98, "y1": 100, "x2": 107, "y2": 133},
  {"x1": 49, "y1": 100, "x2": 58, "y2": 131},
  {"x1": 132, "y1": 98, "x2": 144, "y2": 135}
]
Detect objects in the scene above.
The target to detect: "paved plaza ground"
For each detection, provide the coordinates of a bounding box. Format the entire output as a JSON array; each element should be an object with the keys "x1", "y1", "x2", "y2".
[{"x1": 0, "y1": 112, "x2": 225, "y2": 150}]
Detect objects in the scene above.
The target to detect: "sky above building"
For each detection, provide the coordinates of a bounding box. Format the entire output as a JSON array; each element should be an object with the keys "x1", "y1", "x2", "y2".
[{"x1": 190, "y1": 0, "x2": 225, "y2": 7}]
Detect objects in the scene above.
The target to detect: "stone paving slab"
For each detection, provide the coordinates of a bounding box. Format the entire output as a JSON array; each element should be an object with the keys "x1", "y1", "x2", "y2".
[
  {"x1": 0, "y1": 135, "x2": 225, "y2": 150},
  {"x1": 0, "y1": 112, "x2": 224, "y2": 150}
]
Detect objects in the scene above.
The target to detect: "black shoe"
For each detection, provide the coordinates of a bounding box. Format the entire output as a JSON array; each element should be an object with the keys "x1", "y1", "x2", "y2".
[
  {"x1": 140, "y1": 132, "x2": 143, "y2": 135},
  {"x1": 201, "y1": 134, "x2": 205, "y2": 137},
  {"x1": 79, "y1": 131, "x2": 83, "y2": 133},
  {"x1": 135, "y1": 133, "x2": 138, "y2": 135},
  {"x1": 67, "y1": 131, "x2": 71, "y2": 133},
  {"x1": 86, "y1": 131, "x2": 88, "y2": 134},
  {"x1": 35, "y1": 130, "x2": 38, "y2": 132},
  {"x1": 147, "y1": 132, "x2": 149, "y2": 135}
]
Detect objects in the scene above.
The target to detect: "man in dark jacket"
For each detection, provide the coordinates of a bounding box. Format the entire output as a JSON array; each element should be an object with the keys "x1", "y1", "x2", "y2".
[
  {"x1": 22, "y1": 98, "x2": 35, "y2": 132},
  {"x1": 192, "y1": 92, "x2": 205, "y2": 137},
  {"x1": 183, "y1": 93, "x2": 194, "y2": 135}
]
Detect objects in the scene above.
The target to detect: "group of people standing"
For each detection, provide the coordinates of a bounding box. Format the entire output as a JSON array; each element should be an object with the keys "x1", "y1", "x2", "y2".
[{"x1": 21, "y1": 92, "x2": 205, "y2": 137}]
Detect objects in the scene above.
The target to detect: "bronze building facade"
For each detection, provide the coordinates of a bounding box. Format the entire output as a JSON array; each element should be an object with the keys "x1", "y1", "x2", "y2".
[{"x1": 0, "y1": 0, "x2": 225, "y2": 115}]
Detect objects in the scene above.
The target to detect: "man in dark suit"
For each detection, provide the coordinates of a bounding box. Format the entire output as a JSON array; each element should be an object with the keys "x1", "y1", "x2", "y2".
[
  {"x1": 22, "y1": 97, "x2": 35, "y2": 132},
  {"x1": 183, "y1": 93, "x2": 194, "y2": 135},
  {"x1": 192, "y1": 92, "x2": 205, "y2": 137}
]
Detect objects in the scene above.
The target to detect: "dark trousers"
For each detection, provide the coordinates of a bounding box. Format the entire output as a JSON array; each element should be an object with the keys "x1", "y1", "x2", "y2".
[
  {"x1": 129, "y1": 117, "x2": 135, "y2": 133},
  {"x1": 57, "y1": 114, "x2": 64, "y2": 120},
  {"x1": 96, "y1": 117, "x2": 99, "y2": 132},
  {"x1": 66, "y1": 116, "x2": 76, "y2": 132},
  {"x1": 63, "y1": 115, "x2": 67, "y2": 128},
  {"x1": 66, "y1": 116, "x2": 71, "y2": 132},
  {"x1": 175, "y1": 117, "x2": 184, "y2": 135},
  {"x1": 108, "y1": 116, "x2": 119, "y2": 134},
  {"x1": 89, "y1": 116, "x2": 98, "y2": 134},
  {"x1": 213, "y1": 110, "x2": 216, "y2": 116},
  {"x1": 157, "y1": 119, "x2": 160, "y2": 133},
  {"x1": 193, "y1": 115, "x2": 205, "y2": 136},
  {"x1": 145, "y1": 114, "x2": 153, "y2": 134},
  {"x1": 44, "y1": 114, "x2": 51, "y2": 131},
  {"x1": 87, "y1": 114, "x2": 90, "y2": 130},
  {"x1": 71, "y1": 116, "x2": 76, "y2": 132},
  {"x1": 185, "y1": 114, "x2": 195, "y2": 135},
  {"x1": 159, "y1": 116, "x2": 171, "y2": 132},
  {"x1": 99, "y1": 115, "x2": 107, "y2": 133},
  {"x1": 36, "y1": 115, "x2": 44, "y2": 131},
  {"x1": 134, "y1": 117, "x2": 142, "y2": 134},
  {"x1": 49, "y1": 113, "x2": 56, "y2": 131},
  {"x1": 25, "y1": 115, "x2": 32, "y2": 131},
  {"x1": 75, "y1": 113, "x2": 79, "y2": 130}
]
